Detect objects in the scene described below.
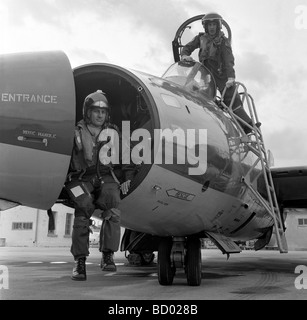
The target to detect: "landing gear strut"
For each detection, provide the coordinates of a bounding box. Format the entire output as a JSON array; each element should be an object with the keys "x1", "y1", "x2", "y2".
[{"x1": 157, "y1": 236, "x2": 202, "y2": 286}]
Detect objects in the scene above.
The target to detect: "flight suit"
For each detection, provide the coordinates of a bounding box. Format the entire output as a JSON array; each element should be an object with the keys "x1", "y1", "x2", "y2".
[
  {"x1": 181, "y1": 32, "x2": 252, "y2": 127},
  {"x1": 67, "y1": 120, "x2": 136, "y2": 260}
]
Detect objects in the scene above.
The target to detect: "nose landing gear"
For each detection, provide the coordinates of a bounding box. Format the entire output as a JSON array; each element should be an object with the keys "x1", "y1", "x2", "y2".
[{"x1": 157, "y1": 236, "x2": 202, "y2": 286}]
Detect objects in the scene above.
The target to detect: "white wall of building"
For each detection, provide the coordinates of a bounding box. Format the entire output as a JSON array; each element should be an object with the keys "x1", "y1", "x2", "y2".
[
  {"x1": 0, "y1": 204, "x2": 75, "y2": 247},
  {"x1": 284, "y1": 208, "x2": 307, "y2": 251}
]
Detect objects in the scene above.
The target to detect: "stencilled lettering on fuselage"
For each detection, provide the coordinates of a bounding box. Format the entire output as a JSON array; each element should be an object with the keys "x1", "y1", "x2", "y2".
[
  {"x1": 1, "y1": 93, "x2": 58, "y2": 104},
  {"x1": 22, "y1": 130, "x2": 57, "y2": 139}
]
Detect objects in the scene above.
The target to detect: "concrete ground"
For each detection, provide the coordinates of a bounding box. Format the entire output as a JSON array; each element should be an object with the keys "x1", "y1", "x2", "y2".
[{"x1": 1, "y1": 246, "x2": 307, "y2": 302}]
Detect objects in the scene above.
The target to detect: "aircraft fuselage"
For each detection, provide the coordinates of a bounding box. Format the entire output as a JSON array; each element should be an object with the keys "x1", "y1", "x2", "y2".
[{"x1": 0, "y1": 51, "x2": 273, "y2": 243}]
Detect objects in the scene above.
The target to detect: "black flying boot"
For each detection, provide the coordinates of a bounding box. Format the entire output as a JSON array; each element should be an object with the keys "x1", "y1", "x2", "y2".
[
  {"x1": 101, "y1": 251, "x2": 116, "y2": 272},
  {"x1": 71, "y1": 257, "x2": 86, "y2": 281}
]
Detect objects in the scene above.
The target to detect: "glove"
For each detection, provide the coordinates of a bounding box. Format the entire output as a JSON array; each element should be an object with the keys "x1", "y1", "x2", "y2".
[
  {"x1": 225, "y1": 78, "x2": 235, "y2": 88},
  {"x1": 181, "y1": 55, "x2": 194, "y2": 62}
]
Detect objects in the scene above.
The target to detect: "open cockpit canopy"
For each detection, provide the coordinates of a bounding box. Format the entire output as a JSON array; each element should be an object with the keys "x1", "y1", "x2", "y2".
[{"x1": 162, "y1": 61, "x2": 216, "y2": 100}]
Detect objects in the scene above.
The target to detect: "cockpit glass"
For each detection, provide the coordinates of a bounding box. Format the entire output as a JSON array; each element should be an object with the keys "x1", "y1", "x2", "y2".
[{"x1": 162, "y1": 61, "x2": 216, "y2": 99}]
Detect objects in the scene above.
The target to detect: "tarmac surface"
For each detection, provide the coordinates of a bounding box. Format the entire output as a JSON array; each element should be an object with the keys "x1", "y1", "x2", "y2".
[{"x1": 1, "y1": 246, "x2": 307, "y2": 301}]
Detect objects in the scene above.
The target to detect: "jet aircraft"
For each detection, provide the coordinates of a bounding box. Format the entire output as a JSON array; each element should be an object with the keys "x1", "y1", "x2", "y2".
[{"x1": 1, "y1": 15, "x2": 307, "y2": 286}]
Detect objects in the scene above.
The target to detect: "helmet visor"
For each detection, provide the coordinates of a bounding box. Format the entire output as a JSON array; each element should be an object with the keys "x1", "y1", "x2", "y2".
[{"x1": 91, "y1": 100, "x2": 108, "y2": 108}]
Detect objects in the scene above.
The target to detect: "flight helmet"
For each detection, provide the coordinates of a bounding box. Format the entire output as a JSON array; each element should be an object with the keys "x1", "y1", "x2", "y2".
[
  {"x1": 83, "y1": 90, "x2": 110, "y2": 123},
  {"x1": 202, "y1": 12, "x2": 223, "y2": 33}
]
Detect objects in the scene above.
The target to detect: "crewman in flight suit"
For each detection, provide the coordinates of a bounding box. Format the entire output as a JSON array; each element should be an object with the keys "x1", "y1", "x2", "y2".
[
  {"x1": 181, "y1": 12, "x2": 260, "y2": 134},
  {"x1": 66, "y1": 90, "x2": 136, "y2": 281}
]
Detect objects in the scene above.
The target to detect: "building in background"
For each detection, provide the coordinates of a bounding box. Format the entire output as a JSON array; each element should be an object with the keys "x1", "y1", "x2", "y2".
[
  {"x1": 0, "y1": 204, "x2": 74, "y2": 247},
  {"x1": 0, "y1": 204, "x2": 101, "y2": 247},
  {"x1": 284, "y1": 208, "x2": 307, "y2": 251},
  {"x1": 0, "y1": 206, "x2": 306, "y2": 250}
]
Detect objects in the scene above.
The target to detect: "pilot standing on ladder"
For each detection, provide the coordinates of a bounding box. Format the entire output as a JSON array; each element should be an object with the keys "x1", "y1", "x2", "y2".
[
  {"x1": 66, "y1": 90, "x2": 136, "y2": 281},
  {"x1": 181, "y1": 12, "x2": 259, "y2": 134}
]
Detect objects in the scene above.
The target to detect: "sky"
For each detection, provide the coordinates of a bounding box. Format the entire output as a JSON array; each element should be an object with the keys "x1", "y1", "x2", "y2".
[{"x1": 0, "y1": 0, "x2": 307, "y2": 168}]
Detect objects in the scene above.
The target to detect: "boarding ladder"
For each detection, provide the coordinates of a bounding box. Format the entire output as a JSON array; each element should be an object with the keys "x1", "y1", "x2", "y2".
[{"x1": 220, "y1": 82, "x2": 288, "y2": 253}]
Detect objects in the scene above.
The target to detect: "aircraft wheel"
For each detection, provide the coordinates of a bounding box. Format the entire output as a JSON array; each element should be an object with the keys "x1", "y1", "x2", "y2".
[
  {"x1": 185, "y1": 237, "x2": 202, "y2": 286},
  {"x1": 158, "y1": 237, "x2": 175, "y2": 285}
]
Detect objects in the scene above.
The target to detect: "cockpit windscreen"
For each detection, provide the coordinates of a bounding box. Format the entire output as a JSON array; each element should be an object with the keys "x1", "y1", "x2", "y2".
[{"x1": 162, "y1": 61, "x2": 216, "y2": 100}]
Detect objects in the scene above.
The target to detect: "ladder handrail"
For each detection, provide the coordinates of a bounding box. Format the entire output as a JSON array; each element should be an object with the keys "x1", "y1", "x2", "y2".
[{"x1": 220, "y1": 82, "x2": 288, "y2": 253}]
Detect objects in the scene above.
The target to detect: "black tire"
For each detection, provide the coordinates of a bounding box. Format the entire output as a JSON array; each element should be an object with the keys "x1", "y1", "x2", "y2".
[
  {"x1": 186, "y1": 237, "x2": 202, "y2": 286},
  {"x1": 158, "y1": 237, "x2": 175, "y2": 285}
]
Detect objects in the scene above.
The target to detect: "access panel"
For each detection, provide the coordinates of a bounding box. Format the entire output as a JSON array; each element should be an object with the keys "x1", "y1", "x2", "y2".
[{"x1": 0, "y1": 51, "x2": 75, "y2": 210}]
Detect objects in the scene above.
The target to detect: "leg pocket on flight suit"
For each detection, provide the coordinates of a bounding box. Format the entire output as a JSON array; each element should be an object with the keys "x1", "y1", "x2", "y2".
[
  {"x1": 66, "y1": 180, "x2": 96, "y2": 218},
  {"x1": 71, "y1": 216, "x2": 91, "y2": 258},
  {"x1": 100, "y1": 208, "x2": 121, "y2": 252}
]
